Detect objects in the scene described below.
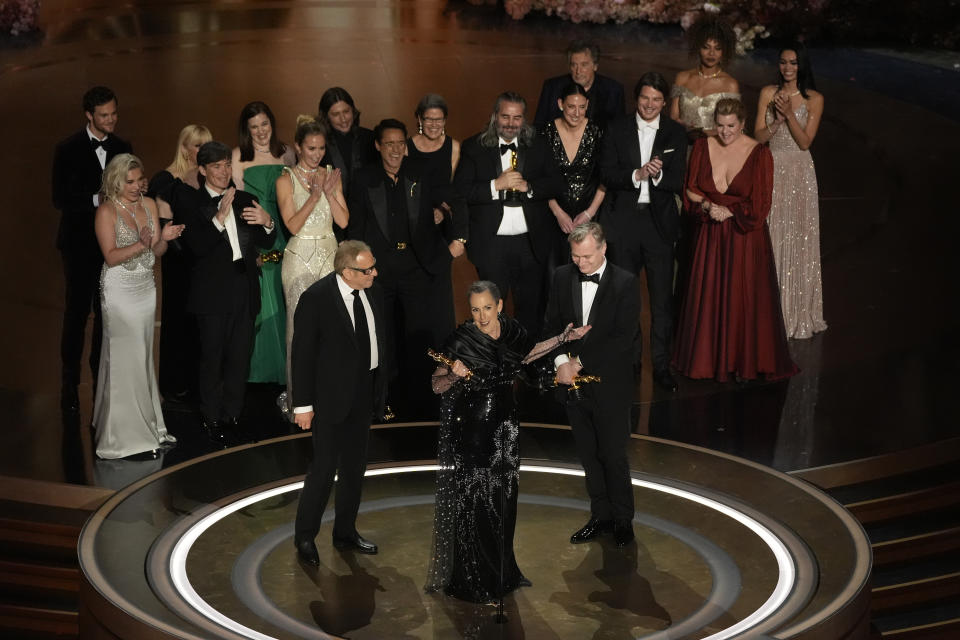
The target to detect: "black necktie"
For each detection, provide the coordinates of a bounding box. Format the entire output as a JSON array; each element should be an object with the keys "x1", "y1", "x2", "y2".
[
  {"x1": 579, "y1": 272, "x2": 600, "y2": 285},
  {"x1": 352, "y1": 289, "x2": 371, "y2": 370},
  {"x1": 499, "y1": 142, "x2": 517, "y2": 155},
  {"x1": 90, "y1": 138, "x2": 105, "y2": 150}
]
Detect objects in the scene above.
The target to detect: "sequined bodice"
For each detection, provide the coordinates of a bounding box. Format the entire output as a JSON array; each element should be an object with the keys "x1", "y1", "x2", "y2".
[
  {"x1": 114, "y1": 208, "x2": 154, "y2": 271},
  {"x1": 543, "y1": 119, "x2": 602, "y2": 214},
  {"x1": 671, "y1": 86, "x2": 741, "y2": 130},
  {"x1": 766, "y1": 102, "x2": 809, "y2": 153},
  {"x1": 283, "y1": 166, "x2": 332, "y2": 237}
]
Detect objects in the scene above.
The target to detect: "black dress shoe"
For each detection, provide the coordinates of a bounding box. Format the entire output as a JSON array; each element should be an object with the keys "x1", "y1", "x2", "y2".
[
  {"x1": 201, "y1": 419, "x2": 227, "y2": 446},
  {"x1": 613, "y1": 520, "x2": 635, "y2": 547},
  {"x1": 332, "y1": 532, "x2": 378, "y2": 554},
  {"x1": 294, "y1": 538, "x2": 319, "y2": 567},
  {"x1": 653, "y1": 368, "x2": 678, "y2": 392},
  {"x1": 570, "y1": 517, "x2": 613, "y2": 544}
]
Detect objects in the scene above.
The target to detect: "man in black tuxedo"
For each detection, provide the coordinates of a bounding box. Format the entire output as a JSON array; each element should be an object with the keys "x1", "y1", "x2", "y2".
[
  {"x1": 543, "y1": 222, "x2": 639, "y2": 546},
  {"x1": 291, "y1": 240, "x2": 387, "y2": 564},
  {"x1": 348, "y1": 118, "x2": 466, "y2": 420},
  {"x1": 601, "y1": 72, "x2": 688, "y2": 392},
  {"x1": 455, "y1": 91, "x2": 560, "y2": 340},
  {"x1": 180, "y1": 141, "x2": 276, "y2": 442},
  {"x1": 533, "y1": 41, "x2": 626, "y2": 132},
  {"x1": 52, "y1": 86, "x2": 132, "y2": 412}
]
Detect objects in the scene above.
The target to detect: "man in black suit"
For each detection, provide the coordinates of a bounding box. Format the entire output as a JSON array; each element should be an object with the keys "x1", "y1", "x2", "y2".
[
  {"x1": 180, "y1": 141, "x2": 276, "y2": 442},
  {"x1": 455, "y1": 91, "x2": 560, "y2": 340},
  {"x1": 544, "y1": 222, "x2": 639, "y2": 546},
  {"x1": 533, "y1": 41, "x2": 626, "y2": 132},
  {"x1": 52, "y1": 86, "x2": 132, "y2": 412},
  {"x1": 348, "y1": 118, "x2": 466, "y2": 420},
  {"x1": 291, "y1": 240, "x2": 387, "y2": 564},
  {"x1": 601, "y1": 72, "x2": 688, "y2": 392}
]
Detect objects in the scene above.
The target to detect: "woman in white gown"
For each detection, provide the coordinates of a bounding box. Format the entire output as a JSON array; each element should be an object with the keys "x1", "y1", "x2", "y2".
[{"x1": 92, "y1": 154, "x2": 183, "y2": 459}]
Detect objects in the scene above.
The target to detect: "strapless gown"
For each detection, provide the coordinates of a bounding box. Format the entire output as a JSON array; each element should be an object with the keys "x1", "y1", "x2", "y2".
[
  {"x1": 766, "y1": 103, "x2": 827, "y2": 339},
  {"x1": 671, "y1": 86, "x2": 741, "y2": 132},
  {"x1": 244, "y1": 163, "x2": 288, "y2": 384},
  {"x1": 280, "y1": 167, "x2": 338, "y2": 406},
  {"x1": 93, "y1": 210, "x2": 174, "y2": 459}
]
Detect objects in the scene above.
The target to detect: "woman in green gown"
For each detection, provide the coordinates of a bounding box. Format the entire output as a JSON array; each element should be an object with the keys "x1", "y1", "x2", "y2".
[{"x1": 231, "y1": 101, "x2": 296, "y2": 385}]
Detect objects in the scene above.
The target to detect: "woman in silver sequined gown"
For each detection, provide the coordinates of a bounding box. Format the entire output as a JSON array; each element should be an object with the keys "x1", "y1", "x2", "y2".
[
  {"x1": 276, "y1": 116, "x2": 349, "y2": 410},
  {"x1": 426, "y1": 281, "x2": 588, "y2": 603},
  {"x1": 93, "y1": 154, "x2": 182, "y2": 459},
  {"x1": 755, "y1": 44, "x2": 827, "y2": 339}
]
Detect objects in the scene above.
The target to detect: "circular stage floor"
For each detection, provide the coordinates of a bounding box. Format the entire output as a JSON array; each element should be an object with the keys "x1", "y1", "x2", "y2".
[{"x1": 79, "y1": 425, "x2": 870, "y2": 639}]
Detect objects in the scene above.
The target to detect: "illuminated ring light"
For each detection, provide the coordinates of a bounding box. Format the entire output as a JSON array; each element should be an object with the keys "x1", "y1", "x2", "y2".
[{"x1": 162, "y1": 463, "x2": 810, "y2": 640}]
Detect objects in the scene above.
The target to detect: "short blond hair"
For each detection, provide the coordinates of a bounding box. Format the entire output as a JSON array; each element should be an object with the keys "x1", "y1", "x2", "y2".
[
  {"x1": 101, "y1": 153, "x2": 144, "y2": 200},
  {"x1": 568, "y1": 221, "x2": 605, "y2": 246}
]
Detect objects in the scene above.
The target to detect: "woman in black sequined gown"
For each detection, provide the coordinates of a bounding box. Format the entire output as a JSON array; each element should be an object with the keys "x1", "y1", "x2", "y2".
[{"x1": 425, "y1": 281, "x2": 588, "y2": 603}]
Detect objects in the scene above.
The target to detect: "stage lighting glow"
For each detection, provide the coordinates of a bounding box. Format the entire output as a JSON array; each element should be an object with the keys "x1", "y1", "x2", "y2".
[{"x1": 167, "y1": 463, "x2": 796, "y2": 640}]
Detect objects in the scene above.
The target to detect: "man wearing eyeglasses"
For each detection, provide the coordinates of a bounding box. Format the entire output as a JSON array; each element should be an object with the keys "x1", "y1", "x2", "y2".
[
  {"x1": 347, "y1": 118, "x2": 467, "y2": 420},
  {"x1": 290, "y1": 240, "x2": 387, "y2": 565}
]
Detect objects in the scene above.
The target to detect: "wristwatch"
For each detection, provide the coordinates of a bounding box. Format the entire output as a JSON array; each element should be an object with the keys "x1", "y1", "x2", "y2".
[{"x1": 454, "y1": 238, "x2": 467, "y2": 245}]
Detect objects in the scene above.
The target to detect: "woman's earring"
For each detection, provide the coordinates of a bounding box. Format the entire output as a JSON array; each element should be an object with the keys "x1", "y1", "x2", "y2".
[{"x1": 418, "y1": 119, "x2": 423, "y2": 135}]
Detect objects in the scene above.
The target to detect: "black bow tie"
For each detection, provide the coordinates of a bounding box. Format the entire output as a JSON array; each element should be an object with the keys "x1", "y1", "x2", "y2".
[
  {"x1": 90, "y1": 138, "x2": 105, "y2": 150},
  {"x1": 499, "y1": 142, "x2": 517, "y2": 155},
  {"x1": 579, "y1": 272, "x2": 600, "y2": 285}
]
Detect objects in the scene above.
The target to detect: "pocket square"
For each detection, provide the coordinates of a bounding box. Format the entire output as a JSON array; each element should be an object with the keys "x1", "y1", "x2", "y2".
[{"x1": 663, "y1": 148, "x2": 675, "y2": 154}]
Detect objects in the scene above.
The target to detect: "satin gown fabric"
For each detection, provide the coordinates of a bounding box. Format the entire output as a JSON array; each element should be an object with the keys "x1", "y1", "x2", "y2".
[
  {"x1": 280, "y1": 167, "x2": 338, "y2": 403},
  {"x1": 671, "y1": 87, "x2": 742, "y2": 132},
  {"x1": 425, "y1": 316, "x2": 533, "y2": 603},
  {"x1": 93, "y1": 209, "x2": 173, "y2": 458},
  {"x1": 244, "y1": 163, "x2": 288, "y2": 384},
  {"x1": 766, "y1": 103, "x2": 828, "y2": 339},
  {"x1": 673, "y1": 138, "x2": 798, "y2": 381}
]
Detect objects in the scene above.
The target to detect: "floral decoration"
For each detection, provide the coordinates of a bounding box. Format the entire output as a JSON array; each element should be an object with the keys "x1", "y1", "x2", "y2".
[{"x1": 0, "y1": 0, "x2": 40, "y2": 36}]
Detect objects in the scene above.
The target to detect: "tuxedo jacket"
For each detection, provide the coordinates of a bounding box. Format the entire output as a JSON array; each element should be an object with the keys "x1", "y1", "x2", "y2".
[
  {"x1": 323, "y1": 126, "x2": 377, "y2": 196},
  {"x1": 181, "y1": 185, "x2": 272, "y2": 316},
  {"x1": 601, "y1": 114, "x2": 688, "y2": 244},
  {"x1": 347, "y1": 163, "x2": 468, "y2": 276},
  {"x1": 454, "y1": 132, "x2": 561, "y2": 266},
  {"x1": 543, "y1": 262, "x2": 639, "y2": 404},
  {"x1": 51, "y1": 129, "x2": 133, "y2": 251},
  {"x1": 534, "y1": 73, "x2": 626, "y2": 131},
  {"x1": 291, "y1": 273, "x2": 388, "y2": 424}
]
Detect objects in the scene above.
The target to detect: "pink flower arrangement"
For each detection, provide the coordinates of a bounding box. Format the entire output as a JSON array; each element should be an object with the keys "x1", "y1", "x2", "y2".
[
  {"x1": 0, "y1": 0, "x2": 40, "y2": 36},
  {"x1": 467, "y1": 0, "x2": 834, "y2": 51}
]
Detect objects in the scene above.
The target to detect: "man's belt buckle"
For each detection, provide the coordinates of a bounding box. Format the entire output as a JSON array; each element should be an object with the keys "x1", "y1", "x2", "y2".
[{"x1": 396, "y1": 242, "x2": 408, "y2": 250}]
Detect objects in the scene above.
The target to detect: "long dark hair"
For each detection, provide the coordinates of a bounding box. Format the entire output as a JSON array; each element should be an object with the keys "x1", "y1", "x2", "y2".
[
  {"x1": 237, "y1": 101, "x2": 286, "y2": 162},
  {"x1": 318, "y1": 87, "x2": 361, "y2": 131},
  {"x1": 777, "y1": 43, "x2": 817, "y2": 99}
]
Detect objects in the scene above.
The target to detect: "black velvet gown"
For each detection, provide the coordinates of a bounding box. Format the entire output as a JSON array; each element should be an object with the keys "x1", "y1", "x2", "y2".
[{"x1": 425, "y1": 315, "x2": 534, "y2": 603}]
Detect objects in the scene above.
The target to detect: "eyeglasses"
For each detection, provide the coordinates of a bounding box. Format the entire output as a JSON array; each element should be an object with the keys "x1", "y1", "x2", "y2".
[
  {"x1": 346, "y1": 264, "x2": 377, "y2": 276},
  {"x1": 421, "y1": 116, "x2": 445, "y2": 124}
]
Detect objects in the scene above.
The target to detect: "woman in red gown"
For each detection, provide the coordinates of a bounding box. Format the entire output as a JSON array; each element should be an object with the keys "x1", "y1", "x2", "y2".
[{"x1": 673, "y1": 98, "x2": 797, "y2": 381}]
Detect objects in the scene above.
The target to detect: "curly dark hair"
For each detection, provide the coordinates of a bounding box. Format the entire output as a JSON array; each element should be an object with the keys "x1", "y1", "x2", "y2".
[{"x1": 687, "y1": 14, "x2": 737, "y2": 66}]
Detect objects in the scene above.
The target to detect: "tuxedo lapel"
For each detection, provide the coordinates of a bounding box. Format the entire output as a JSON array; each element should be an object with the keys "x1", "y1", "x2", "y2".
[
  {"x1": 404, "y1": 175, "x2": 421, "y2": 236},
  {"x1": 570, "y1": 269, "x2": 584, "y2": 327},
  {"x1": 651, "y1": 126, "x2": 667, "y2": 159},
  {"x1": 515, "y1": 144, "x2": 527, "y2": 176},
  {"x1": 368, "y1": 182, "x2": 390, "y2": 241},
  {"x1": 586, "y1": 267, "x2": 612, "y2": 326},
  {"x1": 628, "y1": 120, "x2": 643, "y2": 173}
]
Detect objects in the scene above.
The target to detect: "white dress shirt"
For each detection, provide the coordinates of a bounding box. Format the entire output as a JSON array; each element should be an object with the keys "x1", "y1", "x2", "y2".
[
  {"x1": 293, "y1": 274, "x2": 379, "y2": 415},
  {"x1": 490, "y1": 137, "x2": 529, "y2": 236},
  {"x1": 631, "y1": 113, "x2": 663, "y2": 204},
  {"x1": 87, "y1": 125, "x2": 107, "y2": 207},
  {"x1": 554, "y1": 259, "x2": 607, "y2": 369}
]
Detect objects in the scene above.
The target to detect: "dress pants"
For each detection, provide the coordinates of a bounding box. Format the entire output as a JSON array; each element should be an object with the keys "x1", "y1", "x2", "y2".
[
  {"x1": 60, "y1": 243, "x2": 103, "y2": 390},
  {"x1": 477, "y1": 233, "x2": 545, "y2": 340},
  {"x1": 194, "y1": 272, "x2": 253, "y2": 423},
  {"x1": 295, "y1": 368, "x2": 374, "y2": 541},
  {"x1": 566, "y1": 391, "x2": 634, "y2": 521},
  {"x1": 607, "y1": 204, "x2": 675, "y2": 371}
]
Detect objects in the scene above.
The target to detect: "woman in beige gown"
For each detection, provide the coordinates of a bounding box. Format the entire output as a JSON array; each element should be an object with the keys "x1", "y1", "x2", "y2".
[
  {"x1": 670, "y1": 14, "x2": 740, "y2": 140},
  {"x1": 276, "y1": 116, "x2": 349, "y2": 413},
  {"x1": 755, "y1": 44, "x2": 827, "y2": 339}
]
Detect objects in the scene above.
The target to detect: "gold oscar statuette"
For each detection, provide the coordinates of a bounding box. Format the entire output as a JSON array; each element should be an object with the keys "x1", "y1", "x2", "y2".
[{"x1": 427, "y1": 348, "x2": 473, "y2": 380}]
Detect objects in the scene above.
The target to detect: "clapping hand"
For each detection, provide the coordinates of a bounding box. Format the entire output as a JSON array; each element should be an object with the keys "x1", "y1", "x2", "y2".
[
  {"x1": 772, "y1": 92, "x2": 790, "y2": 121},
  {"x1": 241, "y1": 200, "x2": 271, "y2": 227},
  {"x1": 321, "y1": 167, "x2": 342, "y2": 195},
  {"x1": 138, "y1": 225, "x2": 154, "y2": 250},
  {"x1": 161, "y1": 223, "x2": 185, "y2": 242},
  {"x1": 216, "y1": 187, "x2": 236, "y2": 223}
]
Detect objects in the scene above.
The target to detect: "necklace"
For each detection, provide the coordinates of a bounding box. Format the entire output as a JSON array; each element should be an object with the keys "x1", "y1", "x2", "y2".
[
  {"x1": 786, "y1": 90, "x2": 801, "y2": 97},
  {"x1": 112, "y1": 196, "x2": 143, "y2": 231},
  {"x1": 296, "y1": 163, "x2": 318, "y2": 174},
  {"x1": 698, "y1": 67, "x2": 722, "y2": 79},
  {"x1": 254, "y1": 144, "x2": 270, "y2": 153}
]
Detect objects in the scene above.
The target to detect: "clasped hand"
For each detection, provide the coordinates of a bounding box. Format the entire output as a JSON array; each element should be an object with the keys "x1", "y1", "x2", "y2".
[
  {"x1": 635, "y1": 157, "x2": 663, "y2": 182},
  {"x1": 494, "y1": 168, "x2": 528, "y2": 193},
  {"x1": 708, "y1": 202, "x2": 733, "y2": 222}
]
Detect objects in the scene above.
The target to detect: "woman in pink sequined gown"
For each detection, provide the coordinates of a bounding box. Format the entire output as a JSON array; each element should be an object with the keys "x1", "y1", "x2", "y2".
[{"x1": 755, "y1": 44, "x2": 827, "y2": 339}]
